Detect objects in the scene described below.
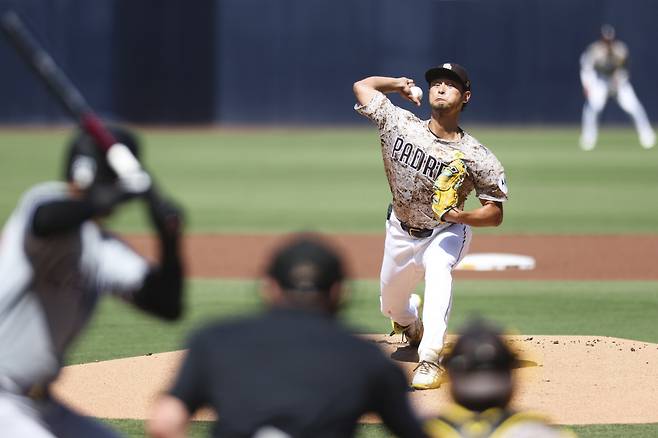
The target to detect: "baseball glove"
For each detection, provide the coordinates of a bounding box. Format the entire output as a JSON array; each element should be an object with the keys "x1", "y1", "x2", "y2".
[{"x1": 432, "y1": 153, "x2": 467, "y2": 221}]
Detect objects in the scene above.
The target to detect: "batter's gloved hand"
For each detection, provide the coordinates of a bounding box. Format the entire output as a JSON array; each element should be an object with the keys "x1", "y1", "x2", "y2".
[
  {"x1": 86, "y1": 182, "x2": 136, "y2": 217},
  {"x1": 432, "y1": 153, "x2": 467, "y2": 222},
  {"x1": 146, "y1": 191, "x2": 184, "y2": 238}
]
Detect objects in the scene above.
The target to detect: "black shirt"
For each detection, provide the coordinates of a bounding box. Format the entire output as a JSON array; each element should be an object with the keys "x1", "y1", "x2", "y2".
[{"x1": 170, "y1": 307, "x2": 426, "y2": 438}]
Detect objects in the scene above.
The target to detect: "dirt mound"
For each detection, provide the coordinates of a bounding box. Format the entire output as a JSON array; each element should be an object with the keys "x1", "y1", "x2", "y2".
[{"x1": 51, "y1": 335, "x2": 658, "y2": 425}]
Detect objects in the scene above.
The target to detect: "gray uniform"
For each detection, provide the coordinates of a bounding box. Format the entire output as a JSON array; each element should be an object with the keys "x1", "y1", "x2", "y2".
[
  {"x1": 0, "y1": 182, "x2": 149, "y2": 437},
  {"x1": 355, "y1": 92, "x2": 508, "y2": 363}
]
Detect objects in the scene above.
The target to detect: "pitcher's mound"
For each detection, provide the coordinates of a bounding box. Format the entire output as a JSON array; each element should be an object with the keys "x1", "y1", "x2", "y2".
[{"x1": 51, "y1": 335, "x2": 658, "y2": 425}]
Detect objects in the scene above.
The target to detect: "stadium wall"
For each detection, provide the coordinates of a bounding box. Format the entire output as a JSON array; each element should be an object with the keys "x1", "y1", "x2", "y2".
[{"x1": 0, "y1": 0, "x2": 656, "y2": 124}]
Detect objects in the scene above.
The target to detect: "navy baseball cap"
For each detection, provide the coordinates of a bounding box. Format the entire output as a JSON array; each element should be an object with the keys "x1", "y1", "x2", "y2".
[{"x1": 425, "y1": 63, "x2": 471, "y2": 92}]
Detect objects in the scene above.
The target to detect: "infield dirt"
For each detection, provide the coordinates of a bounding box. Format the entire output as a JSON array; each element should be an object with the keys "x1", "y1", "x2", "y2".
[
  {"x1": 126, "y1": 233, "x2": 658, "y2": 280},
  {"x1": 53, "y1": 335, "x2": 658, "y2": 424},
  {"x1": 52, "y1": 234, "x2": 658, "y2": 425}
]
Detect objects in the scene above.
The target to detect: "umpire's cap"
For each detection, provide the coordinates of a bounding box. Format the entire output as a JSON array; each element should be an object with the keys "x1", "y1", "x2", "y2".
[
  {"x1": 445, "y1": 319, "x2": 516, "y2": 374},
  {"x1": 64, "y1": 126, "x2": 140, "y2": 189},
  {"x1": 425, "y1": 63, "x2": 471, "y2": 92},
  {"x1": 267, "y1": 235, "x2": 345, "y2": 295}
]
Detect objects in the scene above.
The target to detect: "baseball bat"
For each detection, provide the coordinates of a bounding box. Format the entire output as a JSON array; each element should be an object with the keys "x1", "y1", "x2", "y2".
[{"x1": 0, "y1": 11, "x2": 151, "y2": 193}]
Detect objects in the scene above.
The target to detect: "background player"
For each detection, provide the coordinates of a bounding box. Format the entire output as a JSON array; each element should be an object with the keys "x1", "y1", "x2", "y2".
[
  {"x1": 353, "y1": 63, "x2": 508, "y2": 390},
  {"x1": 148, "y1": 235, "x2": 427, "y2": 438},
  {"x1": 579, "y1": 24, "x2": 656, "y2": 150},
  {"x1": 425, "y1": 319, "x2": 576, "y2": 437},
  {"x1": 0, "y1": 126, "x2": 184, "y2": 437}
]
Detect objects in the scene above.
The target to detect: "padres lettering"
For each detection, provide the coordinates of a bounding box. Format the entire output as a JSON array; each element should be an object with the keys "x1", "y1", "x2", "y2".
[{"x1": 391, "y1": 136, "x2": 445, "y2": 180}]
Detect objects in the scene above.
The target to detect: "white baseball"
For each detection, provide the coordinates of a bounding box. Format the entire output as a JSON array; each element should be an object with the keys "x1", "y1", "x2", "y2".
[{"x1": 410, "y1": 86, "x2": 423, "y2": 100}]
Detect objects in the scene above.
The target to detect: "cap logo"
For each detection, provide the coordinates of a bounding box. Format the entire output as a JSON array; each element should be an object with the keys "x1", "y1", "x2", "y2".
[{"x1": 443, "y1": 63, "x2": 452, "y2": 70}]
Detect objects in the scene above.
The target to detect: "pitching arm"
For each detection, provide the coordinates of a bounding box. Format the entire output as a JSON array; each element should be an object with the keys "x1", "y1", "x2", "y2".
[{"x1": 353, "y1": 76, "x2": 421, "y2": 107}]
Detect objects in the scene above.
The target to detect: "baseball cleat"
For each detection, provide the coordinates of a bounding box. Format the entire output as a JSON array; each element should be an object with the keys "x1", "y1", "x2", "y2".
[
  {"x1": 389, "y1": 294, "x2": 424, "y2": 346},
  {"x1": 390, "y1": 319, "x2": 424, "y2": 347},
  {"x1": 411, "y1": 360, "x2": 444, "y2": 390}
]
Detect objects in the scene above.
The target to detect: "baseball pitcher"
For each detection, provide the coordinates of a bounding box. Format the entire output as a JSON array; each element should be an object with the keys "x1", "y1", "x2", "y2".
[
  {"x1": 0, "y1": 127, "x2": 185, "y2": 437},
  {"x1": 353, "y1": 63, "x2": 508, "y2": 390},
  {"x1": 579, "y1": 24, "x2": 655, "y2": 150}
]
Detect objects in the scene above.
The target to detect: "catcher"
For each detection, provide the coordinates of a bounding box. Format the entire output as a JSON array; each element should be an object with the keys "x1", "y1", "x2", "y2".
[
  {"x1": 354, "y1": 63, "x2": 508, "y2": 389},
  {"x1": 425, "y1": 319, "x2": 576, "y2": 437}
]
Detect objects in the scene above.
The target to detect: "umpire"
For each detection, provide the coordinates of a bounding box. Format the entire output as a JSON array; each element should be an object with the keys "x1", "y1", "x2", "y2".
[{"x1": 148, "y1": 235, "x2": 427, "y2": 438}]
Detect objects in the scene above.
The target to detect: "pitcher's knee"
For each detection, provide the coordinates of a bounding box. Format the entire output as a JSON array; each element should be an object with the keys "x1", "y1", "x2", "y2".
[{"x1": 380, "y1": 298, "x2": 396, "y2": 318}]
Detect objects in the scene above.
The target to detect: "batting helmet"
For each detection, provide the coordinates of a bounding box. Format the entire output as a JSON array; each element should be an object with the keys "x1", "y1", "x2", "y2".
[{"x1": 64, "y1": 126, "x2": 140, "y2": 189}]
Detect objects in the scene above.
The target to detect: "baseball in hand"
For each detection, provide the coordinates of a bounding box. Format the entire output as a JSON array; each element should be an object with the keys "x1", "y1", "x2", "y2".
[{"x1": 410, "y1": 86, "x2": 423, "y2": 101}]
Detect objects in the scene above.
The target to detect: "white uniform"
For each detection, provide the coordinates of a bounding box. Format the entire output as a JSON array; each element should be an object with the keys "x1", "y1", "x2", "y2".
[
  {"x1": 580, "y1": 39, "x2": 656, "y2": 149},
  {"x1": 0, "y1": 182, "x2": 149, "y2": 437},
  {"x1": 356, "y1": 92, "x2": 508, "y2": 364}
]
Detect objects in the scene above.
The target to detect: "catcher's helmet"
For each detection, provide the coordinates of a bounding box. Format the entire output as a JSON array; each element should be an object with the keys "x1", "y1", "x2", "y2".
[
  {"x1": 445, "y1": 319, "x2": 516, "y2": 374},
  {"x1": 445, "y1": 319, "x2": 517, "y2": 411},
  {"x1": 64, "y1": 126, "x2": 140, "y2": 189}
]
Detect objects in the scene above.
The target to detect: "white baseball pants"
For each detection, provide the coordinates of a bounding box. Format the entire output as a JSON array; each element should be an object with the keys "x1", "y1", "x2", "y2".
[
  {"x1": 581, "y1": 76, "x2": 655, "y2": 148},
  {"x1": 380, "y1": 210, "x2": 472, "y2": 364}
]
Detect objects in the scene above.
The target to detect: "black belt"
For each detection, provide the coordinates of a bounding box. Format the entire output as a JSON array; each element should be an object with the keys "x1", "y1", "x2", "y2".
[{"x1": 399, "y1": 222, "x2": 434, "y2": 238}]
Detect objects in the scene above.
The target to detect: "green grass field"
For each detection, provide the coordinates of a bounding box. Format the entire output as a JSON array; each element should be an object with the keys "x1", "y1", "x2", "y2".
[
  {"x1": 69, "y1": 279, "x2": 658, "y2": 365},
  {"x1": 100, "y1": 418, "x2": 658, "y2": 438},
  {"x1": 75, "y1": 279, "x2": 658, "y2": 437},
  {"x1": 2, "y1": 126, "x2": 657, "y2": 437},
  {"x1": 2, "y1": 126, "x2": 658, "y2": 233}
]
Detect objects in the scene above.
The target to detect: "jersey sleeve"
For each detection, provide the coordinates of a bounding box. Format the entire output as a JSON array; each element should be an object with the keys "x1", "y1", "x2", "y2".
[
  {"x1": 354, "y1": 91, "x2": 401, "y2": 130},
  {"x1": 17, "y1": 183, "x2": 70, "y2": 230},
  {"x1": 84, "y1": 226, "x2": 150, "y2": 297},
  {"x1": 169, "y1": 332, "x2": 211, "y2": 413},
  {"x1": 471, "y1": 149, "x2": 509, "y2": 203}
]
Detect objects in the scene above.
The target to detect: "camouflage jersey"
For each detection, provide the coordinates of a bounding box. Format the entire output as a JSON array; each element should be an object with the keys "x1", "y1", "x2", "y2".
[
  {"x1": 355, "y1": 92, "x2": 508, "y2": 230},
  {"x1": 580, "y1": 40, "x2": 629, "y2": 78}
]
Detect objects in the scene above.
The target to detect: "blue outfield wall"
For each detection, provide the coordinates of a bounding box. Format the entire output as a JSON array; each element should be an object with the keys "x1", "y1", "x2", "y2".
[{"x1": 1, "y1": 0, "x2": 657, "y2": 124}]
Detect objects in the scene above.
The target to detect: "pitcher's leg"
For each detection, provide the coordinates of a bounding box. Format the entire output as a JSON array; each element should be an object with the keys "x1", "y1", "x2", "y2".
[
  {"x1": 418, "y1": 224, "x2": 472, "y2": 363},
  {"x1": 380, "y1": 220, "x2": 423, "y2": 326}
]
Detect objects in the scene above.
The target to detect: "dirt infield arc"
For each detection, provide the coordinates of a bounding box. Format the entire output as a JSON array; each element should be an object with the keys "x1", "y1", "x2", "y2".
[
  {"x1": 47, "y1": 233, "x2": 658, "y2": 426},
  {"x1": 124, "y1": 234, "x2": 658, "y2": 280},
  {"x1": 53, "y1": 335, "x2": 658, "y2": 425}
]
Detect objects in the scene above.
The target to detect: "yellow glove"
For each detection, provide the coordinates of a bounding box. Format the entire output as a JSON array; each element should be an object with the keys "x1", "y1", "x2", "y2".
[{"x1": 432, "y1": 153, "x2": 467, "y2": 221}]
